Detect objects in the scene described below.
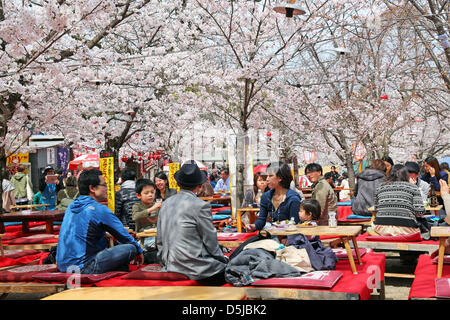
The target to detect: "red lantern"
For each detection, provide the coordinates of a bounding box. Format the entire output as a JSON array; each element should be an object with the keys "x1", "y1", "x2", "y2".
[
  {"x1": 267, "y1": 132, "x2": 272, "y2": 137},
  {"x1": 121, "y1": 156, "x2": 128, "y2": 162},
  {"x1": 380, "y1": 94, "x2": 388, "y2": 100}
]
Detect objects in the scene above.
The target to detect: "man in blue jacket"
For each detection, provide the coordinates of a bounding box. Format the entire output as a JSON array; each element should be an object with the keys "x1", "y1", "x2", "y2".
[{"x1": 56, "y1": 169, "x2": 144, "y2": 274}]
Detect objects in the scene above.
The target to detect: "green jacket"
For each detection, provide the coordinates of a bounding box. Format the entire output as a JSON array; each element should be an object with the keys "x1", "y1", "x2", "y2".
[
  {"x1": 11, "y1": 172, "x2": 33, "y2": 199},
  {"x1": 311, "y1": 177, "x2": 338, "y2": 225},
  {"x1": 132, "y1": 202, "x2": 159, "y2": 232}
]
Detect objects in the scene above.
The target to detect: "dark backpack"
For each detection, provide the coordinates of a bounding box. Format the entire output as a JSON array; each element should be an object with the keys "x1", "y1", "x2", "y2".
[{"x1": 57, "y1": 189, "x2": 79, "y2": 211}]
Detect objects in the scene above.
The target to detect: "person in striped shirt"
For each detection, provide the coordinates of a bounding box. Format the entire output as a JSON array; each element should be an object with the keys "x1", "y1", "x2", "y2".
[{"x1": 369, "y1": 164, "x2": 425, "y2": 237}]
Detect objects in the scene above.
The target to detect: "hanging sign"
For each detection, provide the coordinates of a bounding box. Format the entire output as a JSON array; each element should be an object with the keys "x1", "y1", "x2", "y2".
[
  {"x1": 99, "y1": 157, "x2": 115, "y2": 212},
  {"x1": 7, "y1": 153, "x2": 29, "y2": 165},
  {"x1": 168, "y1": 163, "x2": 180, "y2": 191},
  {"x1": 47, "y1": 148, "x2": 56, "y2": 165},
  {"x1": 303, "y1": 151, "x2": 316, "y2": 164}
]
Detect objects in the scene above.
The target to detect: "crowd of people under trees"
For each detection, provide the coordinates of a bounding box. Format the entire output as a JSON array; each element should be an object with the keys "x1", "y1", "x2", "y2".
[{"x1": 2, "y1": 155, "x2": 449, "y2": 285}]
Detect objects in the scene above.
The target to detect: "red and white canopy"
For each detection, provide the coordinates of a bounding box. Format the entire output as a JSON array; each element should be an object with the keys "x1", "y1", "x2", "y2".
[
  {"x1": 68, "y1": 153, "x2": 100, "y2": 170},
  {"x1": 181, "y1": 159, "x2": 207, "y2": 170}
]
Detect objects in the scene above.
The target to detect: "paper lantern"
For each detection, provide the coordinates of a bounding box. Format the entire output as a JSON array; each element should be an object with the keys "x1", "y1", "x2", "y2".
[{"x1": 273, "y1": 0, "x2": 307, "y2": 17}]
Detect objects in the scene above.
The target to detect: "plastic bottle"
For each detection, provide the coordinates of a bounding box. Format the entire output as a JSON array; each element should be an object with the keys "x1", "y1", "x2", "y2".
[{"x1": 328, "y1": 211, "x2": 337, "y2": 227}]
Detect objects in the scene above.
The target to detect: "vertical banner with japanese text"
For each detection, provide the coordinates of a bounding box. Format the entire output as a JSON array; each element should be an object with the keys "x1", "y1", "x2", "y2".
[
  {"x1": 99, "y1": 157, "x2": 115, "y2": 212},
  {"x1": 57, "y1": 147, "x2": 69, "y2": 177},
  {"x1": 168, "y1": 163, "x2": 180, "y2": 192}
]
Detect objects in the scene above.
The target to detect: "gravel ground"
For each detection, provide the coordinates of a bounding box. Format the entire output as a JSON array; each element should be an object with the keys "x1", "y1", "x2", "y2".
[{"x1": 383, "y1": 251, "x2": 420, "y2": 300}]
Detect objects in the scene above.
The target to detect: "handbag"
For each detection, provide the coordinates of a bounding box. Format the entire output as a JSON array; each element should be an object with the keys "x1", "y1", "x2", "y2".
[{"x1": 26, "y1": 175, "x2": 34, "y2": 201}]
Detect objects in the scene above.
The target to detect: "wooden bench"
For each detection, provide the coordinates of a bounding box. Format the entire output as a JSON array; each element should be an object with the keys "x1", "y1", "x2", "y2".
[
  {"x1": 246, "y1": 287, "x2": 361, "y2": 300},
  {"x1": 42, "y1": 285, "x2": 246, "y2": 300},
  {"x1": 431, "y1": 226, "x2": 450, "y2": 278},
  {"x1": 10, "y1": 204, "x2": 49, "y2": 212},
  {"x1": 0, "y1": 282, "x2": 65, "y2": 298}
]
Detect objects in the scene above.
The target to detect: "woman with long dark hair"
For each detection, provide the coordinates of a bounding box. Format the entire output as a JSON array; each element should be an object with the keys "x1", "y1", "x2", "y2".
[
  {"x1": 154, "y1": 171, "x2": 177, "y2": 201},
  {"x1": 242, "y1": 171, "x2": 270, "y2": 207},
  {"x1": 245, "y1": 162, "x2": 301, "y2": 231},
  {"x1": 370, "y1": 164, "x2": 425, "y2": 236},
  {"x1": 421, "y1": 156, "x2": 448, "y2": 192}
]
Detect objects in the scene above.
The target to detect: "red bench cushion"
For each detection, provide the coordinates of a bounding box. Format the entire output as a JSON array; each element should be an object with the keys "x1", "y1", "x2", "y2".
[
  {"x1": 121, "y1": 264, "x2": 189, "y2": 281},
  {"x1": 216, "y1": 232, "x2": 257, "y2": 241},
  {"x1": 365, "y1": 232, "x2": 422, "y2": 242},
  {"x1": 32, "y1": 271, "x2": 127, "y2": 284},
  {"x1": 2, "y1": 249, "x2": 41, "y2": 259},
  {"x1": 435, "y1": 278, "x2": 450, "y2": 298},
  {"x1": 0, "y1": 264, "x2": 58, "y2": 282},
  {"x1": 332, "y1": 248, "x2": 368, "y2": 259},
  {"x1": 251, "y1": 270, "x2": 343, "y2": 289},
  {"x1": 5, "y1": 234, "x2": 58, "y2": 244},
  {"x1": 432, "y1": 255, "x2": 450, "y2": 265}
]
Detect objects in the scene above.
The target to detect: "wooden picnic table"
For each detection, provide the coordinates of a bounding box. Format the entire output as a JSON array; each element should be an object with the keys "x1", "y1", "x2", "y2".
[
  {"x1": 0, "y1": 210, "x2": 65, "y2": 234},
  {"x1": 268, "y1": 225, "x2": 363, "y2": 274},
  {"x1": 368, "y1": 205, "x2": 443, "y2": 218},
  {"x1": 10, "y1": 204, "x2": 49, "y2": 212},
  {"x1": 42, "y1": 286, "x2": 247, "y2": 300},
  {"x1": 430, "y1": 226, "x2": 450, "y2": 278}
]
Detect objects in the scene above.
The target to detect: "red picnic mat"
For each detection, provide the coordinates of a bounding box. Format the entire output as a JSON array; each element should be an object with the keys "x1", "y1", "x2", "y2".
[
  {"x1": 211, "y1": 206, "x2": 231, "y2": 212},
  {"x1": 0, "y1": 251, "x2": 49, "y2": 268},
  {"x1": 238, "y1": 252, "x2": 385, "y2": 300},
  {"x1": 316, "y1": 251, "x2": 385, "y2": 300},
  {"x1": 3, "y1": 234, "x2": 58, "y2": 245},
  {"x1": 1, "y1": 226, "x2": 60, "y2": 241},
  {"x1": 217, "y1": 231, "x2": 257, "y2": 241},
  {"x1": 356, "y1": 232, "x2": 439, "y2": 245},
  {"x1": 95, "y1": 253, "x2": 385, "y2": 300},
  {"x1": 337, "y1": 205, "x2": 371, "y2": 222},
  {"x1": 3, "y1": 221, "x2": 47, "y2": 233},
  {"x1": 408, "y1": 254, "x2": 450, "y2": 299}
]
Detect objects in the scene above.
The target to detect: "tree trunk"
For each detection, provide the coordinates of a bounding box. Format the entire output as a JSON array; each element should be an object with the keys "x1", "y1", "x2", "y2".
[
  {"x1": 344, "y1": 152, "x2": 356, "y2": 189},
  {"x1": 0, "y1": 149, "x2": 7, "y2": 214},
  {"x1": 292, "y1": 154, "x2": 299, "y2": 188}
]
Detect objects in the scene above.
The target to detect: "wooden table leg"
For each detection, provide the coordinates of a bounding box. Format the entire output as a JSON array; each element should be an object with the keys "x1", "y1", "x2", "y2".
[
  {"x1": 236, "y1": 210, "x2": 243, "y2": 233},
  {"x1": 351, "y1": 236, "x2": 363, "y2": 265},
  {"x1": 249, "y1": 211, "x2": 258, "y2": 224},
  {"x1": 342, "y1": 236, "x2": 358, "y2": 274},
  {"x1": 0, "y1": 235, "x2": 4, "y2": 257},
  {"x1": 46, "y1": 221, "x2": 54, "y2": 234},
  {"x1": 437, "y1": 237, "x2": 446, "y2": 278},
  {"x1": 22, "y1": 221, "x2": 30, "y2": 234}
]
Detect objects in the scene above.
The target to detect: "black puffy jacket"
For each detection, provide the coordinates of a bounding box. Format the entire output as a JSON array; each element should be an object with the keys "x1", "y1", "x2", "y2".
[
  {"x1": 114, "y1": 181, "x2": 140, "y2": 229},
  {"x1": 351, "y1": 169, "x2": 386, "y2": 216}
]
